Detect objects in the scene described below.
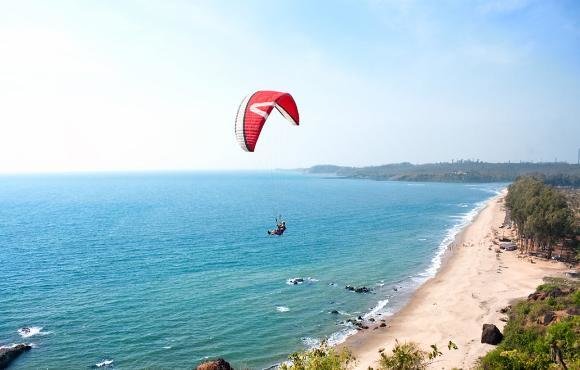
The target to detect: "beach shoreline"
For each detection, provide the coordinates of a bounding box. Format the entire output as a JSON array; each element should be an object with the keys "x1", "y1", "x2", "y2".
[{"x1": 342, "y1": 191, "x2": 569, "y2": 369}]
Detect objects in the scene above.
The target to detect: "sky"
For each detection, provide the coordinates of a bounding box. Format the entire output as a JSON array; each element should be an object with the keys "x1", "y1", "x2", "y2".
[{"x1": 0, "y1": 0, "x2": 579, "y2": 173}]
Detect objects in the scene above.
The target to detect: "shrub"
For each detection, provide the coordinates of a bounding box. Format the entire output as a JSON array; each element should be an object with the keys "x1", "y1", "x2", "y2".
[
  {"x1": 280, "y1": 341, "x2": 355, "y2": 370},
  {"x1": 378, "y1": 341, "x2": 427, "y2": 370}
]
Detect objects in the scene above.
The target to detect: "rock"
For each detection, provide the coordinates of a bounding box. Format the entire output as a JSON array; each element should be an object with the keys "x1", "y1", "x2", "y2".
[
  {"x1": 330, "y1": 310, "x2": 339, "y2": 315},
  {"x1": 196, "y1": 359, "x2": 233, "y2": 370},
  {"x1": 357, "y1": 316, "x2": 363, "y2": 321},
  {"x1": 528, "y1": 292, "x2": 547, "y2": 301},
  {"x1": 548, "y1": 287, "x2": 564, "y2": 298},
  {"x1": 481, "y1": 324, "x2": 503, "y2": 345},
  {"x1": 528, "y1": 287, "x2": 566, "y2": 301},
  {"x1": 539, "y1": 311, "x2": 555, "y2": 325},
  {"x1": 369, "y1": 318, "x2": 375, "y2": 322},
  {"x1": 380, "y1": 323, "x2": 386, "y2": 327},
  {"x1": 393, "y1": 287, "x2": 398, "y2": 292},
  {"x1": 0, "y1": 344, "x2": 32, "y2": 369},
  {"x1": 289, "y1": 278, "x2": 304, "y2": 285},
  {"x1": 355, "y1": 287, "x2": 371, "y2": 293},
  {"x1": 566, "y1": 306, "x2": 580, "y2": 316},
  {"x1": 499, "y1": 317, "x2": 508, "y2": 322},
  {"x1": 345, "y1": 285, "x2": 372, "y2": 293},
  {"x1": 499, "y1": 305, "x2": 511, "y2": 314}
]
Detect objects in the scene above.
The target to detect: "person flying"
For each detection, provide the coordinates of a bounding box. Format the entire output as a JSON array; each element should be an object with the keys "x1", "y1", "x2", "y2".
[{"x1": 268, "y1": 219, "x2": 287, "y2": 236}]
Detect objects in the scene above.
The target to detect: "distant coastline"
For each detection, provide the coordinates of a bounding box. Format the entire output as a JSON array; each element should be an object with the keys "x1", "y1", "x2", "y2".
[{"x1": 303, "y1": 161, "x2": 580, "y2": 186}]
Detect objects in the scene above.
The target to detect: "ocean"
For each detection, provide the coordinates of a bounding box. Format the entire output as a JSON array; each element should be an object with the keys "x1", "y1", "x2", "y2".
[{"x1": 0, "y1": 172, "x2": 504, "y2": 369}]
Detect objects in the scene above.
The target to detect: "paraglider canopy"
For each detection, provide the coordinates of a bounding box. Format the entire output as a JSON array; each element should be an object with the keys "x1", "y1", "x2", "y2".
[{"x1": 235, "y1": 90, "x2": 299, "y2": 152}]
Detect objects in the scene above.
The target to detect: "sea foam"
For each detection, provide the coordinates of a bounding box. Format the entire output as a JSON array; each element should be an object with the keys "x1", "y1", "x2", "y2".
[{"x1": 17, "y1": 326, "x2": 49, "y2": 338}]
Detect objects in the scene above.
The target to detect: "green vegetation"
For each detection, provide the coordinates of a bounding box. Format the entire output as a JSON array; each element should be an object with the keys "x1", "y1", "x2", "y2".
[
  {"x1": 479, "y1": 278, "x2": 580, "y2": 370},
  {"x1": 279, "y1": 341, "x2": 355, "y2": 370},
  {"x1": 277, "y1": 339, "x2": 458, "y2": 370},
  {"x1": 378, "y1": 341, "x2": 427, "y2": 370},
  {"x1": 306, "y1": 161, "x2": 580, "y2": 185},
  {"x1": 377, "y1": 340, "x2": 457, "y2": 370},
  {"x1": 505, "y1": 177, "x2": 577, "y2": 259}
]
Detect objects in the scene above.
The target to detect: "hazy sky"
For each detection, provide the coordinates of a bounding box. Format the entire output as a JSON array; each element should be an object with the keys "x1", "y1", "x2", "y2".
[{"x1": 0, "y1": 0, "x2": 579, "y2": 172}]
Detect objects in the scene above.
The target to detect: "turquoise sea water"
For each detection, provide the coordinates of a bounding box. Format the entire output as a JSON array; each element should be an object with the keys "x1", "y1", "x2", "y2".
[{"x1": 0, "y1": 172, "x2": 504, "y2": 369}]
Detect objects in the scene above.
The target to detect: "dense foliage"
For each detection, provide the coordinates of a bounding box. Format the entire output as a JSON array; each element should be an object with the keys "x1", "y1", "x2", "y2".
[
  {"x1": 377, "y1": 340, "x2": 457, "y2": 370},
  {"x1": 307, "y1": 161, "x2": 580, "y2": 185},
  {"x1": 479, "y1": 278, "x2": 580, "y2": 370},
  {"x1": 279, "y1": 341, "x2": 355, "y2": 370},
  {"x1": 377, "y1": 341, "x2": 427, "y2": 370},
  {"x1": 505, "y1": 177, "x2": 575, "y2": 259}
]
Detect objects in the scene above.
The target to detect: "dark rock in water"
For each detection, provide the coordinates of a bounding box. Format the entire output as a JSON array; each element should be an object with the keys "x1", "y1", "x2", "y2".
[
  {"x1": 289, "y1": 278, "x2": 304, "y2": 285},
  {"x1": 380, "y1": 323, "x2": 386, "y2": 327},
  {"x1": 355, "y1": 287, "x2": 371, "y2": 293},
  {"x1": 196, "y1": 359, "x2": 233, "y2": 370},
  {"x1": 0, "y1": 344, "x2": 32, "y2": 369},
  {"x1": 393, "y1": 287, "x2": 398, "y2": 292},
  {"x1": 345, "y1": 285, "x2": 372, "y2": 293},
  {"x1": 357, "y1": 316, "x2": 363, "y2": 321},
  {"x1": 539, "y1": 311, "x2": 555, "y2": 325},
  {"x1": 330, "y1": 310, "x2": 339, "y2": 315},
  {"x1": 481, "y1": 324, "x2": 503, "y2": 345},
  {"x1": 369, "y1": 318, "x2": 375, "y2": 322}
]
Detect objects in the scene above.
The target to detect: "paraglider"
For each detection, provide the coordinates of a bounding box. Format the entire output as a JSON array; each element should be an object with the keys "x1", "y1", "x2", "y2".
[
  {"x1": 235, "y1": 90, "x2": 299, "y2": 236},
  {"x1": 267, "y1": 217, "x2": 287, "y2": 236},
  {"x1": 235, "y1": 90, "x2": 299, "y2": 152}
]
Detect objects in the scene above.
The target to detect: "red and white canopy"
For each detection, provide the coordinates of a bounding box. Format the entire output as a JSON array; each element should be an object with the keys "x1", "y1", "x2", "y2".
[{"x1": 235, "y1": 90, "x2": 299, "y2": 152}]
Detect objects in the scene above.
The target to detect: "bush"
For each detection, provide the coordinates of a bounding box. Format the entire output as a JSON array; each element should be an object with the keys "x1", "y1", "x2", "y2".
[
  {"x1": 572, "y1": 290, "x2": 580, "y2": 306},
  {"x1": 545, "y1": 316, "x2": 580, "y2": 364},
  {"x1": 280, "y1": 341, "x2": 355, "y2": 370},
  {"x1": 378, "y1": 341, "x2": 427, "y2": 370}
]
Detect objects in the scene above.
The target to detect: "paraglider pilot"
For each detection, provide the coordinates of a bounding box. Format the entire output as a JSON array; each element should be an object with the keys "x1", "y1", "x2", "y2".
[{"x1": 268, "y1": 218, "x2": 287, "y2": 236}]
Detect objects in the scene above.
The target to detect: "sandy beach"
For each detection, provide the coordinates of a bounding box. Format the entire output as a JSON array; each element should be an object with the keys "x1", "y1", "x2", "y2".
[{"x1": 344, "y1": 191, "x2": 569, "y2": 369}]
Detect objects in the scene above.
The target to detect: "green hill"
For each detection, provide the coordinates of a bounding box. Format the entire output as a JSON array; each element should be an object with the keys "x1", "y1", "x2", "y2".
[{"x1": 306, "y1": 161, "x2": 580, "y2": 186}]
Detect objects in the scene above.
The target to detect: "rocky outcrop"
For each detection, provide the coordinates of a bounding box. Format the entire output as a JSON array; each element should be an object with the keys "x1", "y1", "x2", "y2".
[
  {"x1": 196, "y1": 359, "x2": 233, "y2": 370},
  {"x1": 346, "y1": 318, "x2": 369, "y2": 330},
  {"x1": 528, "y1": 287, "x2": 567, "y2": 301},
  {"x1": 566, "y1": 306, "x2": 580, "y2": 316},
  {"x1": 288, "y1": 278, "x2": 304, "y2": 285},
  {"x1": 0, "y1": 344, "x2": 32, "y2": 369},
  {"x1": 345, "y1": 285, "x2": 372, "y2": 293},
  {"x1": 481, "y1": 324, "x2": 503, "y2": 345},
  {"x1": 538, "y1": 311, "x2": 555, "y2": 325}
]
